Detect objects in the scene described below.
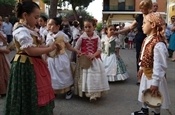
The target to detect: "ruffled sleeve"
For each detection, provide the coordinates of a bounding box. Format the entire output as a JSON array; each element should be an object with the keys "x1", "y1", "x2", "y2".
[
  {"x1": 152, "y1": 42, "x2": 168, "y2": 86},
  {"x1": 63, "y1": 33, "x2": 69, "y2": 43},
  {"x1": 13, "y1": 28, "x2": 36, "y2": 50},
  {"x1": 74, "y1": 36, "x2": 82, "y2": 50},
  {"x1": 46, "y1": 33, "x2": 54, "y2": 46}
]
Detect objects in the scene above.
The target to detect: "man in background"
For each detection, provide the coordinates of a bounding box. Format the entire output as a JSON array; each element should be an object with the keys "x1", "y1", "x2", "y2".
[{"x1": 2, "y1": 17, "x2": 13, "y2": 43}]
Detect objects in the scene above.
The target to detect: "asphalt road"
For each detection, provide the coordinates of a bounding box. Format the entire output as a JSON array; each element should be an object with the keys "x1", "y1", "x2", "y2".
[{"x1": 0, "y1": 49, "x2": 175, "y2": 115}]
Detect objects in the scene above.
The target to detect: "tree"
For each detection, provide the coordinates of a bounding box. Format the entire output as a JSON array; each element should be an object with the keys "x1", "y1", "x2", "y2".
[
  {"x1": 0, "y1": 0, "x2": 16, "y2": 6},
  {"x1": 65, "y1": 9, "x2": 94, "y2": 28},
  {"x1": 49, "y1": 0, "x2": 59, "y2": 18},
  {"x1": 19, "y1": 0, "x2": 32, "y2": 2},
  {"x1": 63, "y1": 0, "x2": 94, "y2": 20}
]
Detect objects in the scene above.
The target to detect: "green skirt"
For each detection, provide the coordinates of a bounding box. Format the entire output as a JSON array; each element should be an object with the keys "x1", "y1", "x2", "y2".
[{"x1": 4, "y1": 58, "x2": 54, "y2": 115}]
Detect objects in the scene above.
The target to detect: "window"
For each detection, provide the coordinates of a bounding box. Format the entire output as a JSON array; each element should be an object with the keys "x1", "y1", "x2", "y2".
[{"x1": 108, "y1": 0, "x2": 135, "y2": 11}]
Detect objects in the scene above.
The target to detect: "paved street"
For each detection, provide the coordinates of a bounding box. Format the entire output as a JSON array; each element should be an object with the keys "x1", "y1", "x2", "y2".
[{"x1": 0, "y1": 49, "x2": 175, "y2": 115}]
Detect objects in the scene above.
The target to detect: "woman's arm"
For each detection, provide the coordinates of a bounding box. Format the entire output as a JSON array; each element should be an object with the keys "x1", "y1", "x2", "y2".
[{"x1": 117, "y1": 20, "x2": 137, "y2": 34}]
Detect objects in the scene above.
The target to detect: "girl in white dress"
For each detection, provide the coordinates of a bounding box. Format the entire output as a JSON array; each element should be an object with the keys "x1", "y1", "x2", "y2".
[
  {"x1": 101, "y1": 25, "x2": 129, "y2": 82},
  {"x1": 131, "y1": 12, "x2": 171, "y2": 115},
  {"x1": 38, "y1": 15, "x2": 48, "y2": 43},
  {"x1": 74, "y1": 19, "x2": 109, "y2": 101},
  {"x1": 46, "y1": 17, "x2": 80, "y2": 99}
]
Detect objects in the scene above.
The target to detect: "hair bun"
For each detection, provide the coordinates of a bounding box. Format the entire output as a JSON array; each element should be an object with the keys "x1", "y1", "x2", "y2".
[{"x1": 15, "y1": 2, "x2": 23, "y2": 18}]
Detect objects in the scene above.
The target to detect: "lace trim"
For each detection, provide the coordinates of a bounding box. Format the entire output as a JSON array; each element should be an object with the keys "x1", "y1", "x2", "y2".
[{"x1": 20, "y1": 43, "x2": 36, "y2": 50}]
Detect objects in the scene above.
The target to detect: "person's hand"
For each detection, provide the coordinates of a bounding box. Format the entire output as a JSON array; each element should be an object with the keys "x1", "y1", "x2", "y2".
[
  {"x1": 150, "y1": 85, "x2": 159, "y2": 97},
  {"x1": 49, "y1": 43, "x2": 57, "y2": 51},
  {"x1": 3, "y1": 49, "x2": 10, "y2": 54},
  {"x1": 87, "y1": 54, "x2": 95, "y2": 60},
  {"x1": 76, "y1": 50, "x2": 82, "y2": 55},
  {"x1": 137, "y1": 69, "x2": 143, "y2": 80}
]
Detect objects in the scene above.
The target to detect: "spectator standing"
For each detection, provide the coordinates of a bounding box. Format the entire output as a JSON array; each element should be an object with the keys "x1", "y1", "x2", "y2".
[
  {"x1": 2, "y1": 17, "x2": 13, "y2": 43},
  {"x1": 116, "y1": 0, "x2": 152, "y2": 85}
]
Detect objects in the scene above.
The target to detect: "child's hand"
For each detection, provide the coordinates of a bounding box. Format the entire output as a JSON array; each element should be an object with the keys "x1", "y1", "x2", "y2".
[
  {"x1": 49, "y1": 43, "x2": 57, "y2": 51},
  {"x1": 87, "y1": 54, "x2": 95, "y2": 60},
  {"x1": 150, "y1": 85, "x2": 159, "y2": 97},
  {"x1": 137, "y1": 69, "x2": 143, "y2": 80},
  {"x1": 76, "y1": 50, "x2": 82, "y2": 55}
]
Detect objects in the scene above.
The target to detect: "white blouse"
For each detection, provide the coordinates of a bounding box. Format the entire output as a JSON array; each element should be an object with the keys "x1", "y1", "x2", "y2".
[
  {"x1": 75, "y1": 32, "x2": 102, "y2": 51},
  {"x1": 12, "y1": 27, "x2": 36, "y2": 50},
  {"x1": 140, "y1": 35, "x2": 168, "y2": 86},
  {"x1": 46, "y1": 31, "x2": 69, "y2": 46}
]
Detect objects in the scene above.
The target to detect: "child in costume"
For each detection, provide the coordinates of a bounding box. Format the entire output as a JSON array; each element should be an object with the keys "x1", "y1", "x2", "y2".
[
  {"x1": 38, "y1": 15, "x2": 48, "y2": 43},
  {"x1": 101, "y1": 25, "x2": 129, "y2": 82},
  {"x1": 131, "y1": 12, "x2": 171, "y2": 115},
  {"x1": 5, "y1": 1, "x2": 56, "y2": 115},
  {"x1": 0, "y1": 16, "x2": 10, "y2": 97},
  {"x1": 46, "y1": 17, "x2": 80, "y2": 100},
  {"x1": 74, "y1": 19, "x2": 109, "y2": 101}
]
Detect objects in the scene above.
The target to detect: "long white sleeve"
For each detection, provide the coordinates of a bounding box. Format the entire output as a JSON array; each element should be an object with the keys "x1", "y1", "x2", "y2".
[{"x1": 152, "y1": 42, "x2": 168, "y2": 86}]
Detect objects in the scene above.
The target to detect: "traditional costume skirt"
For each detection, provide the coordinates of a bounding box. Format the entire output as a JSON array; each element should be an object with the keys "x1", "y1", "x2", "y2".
[
  {"x1": 74, "y1": 57, "x2": 110, "y2": 97},
  {"x1": 0, "y1": 53, "x2": 10, "y2": 95},
  {"x1": 5, "y1": 54, "x2": 55, "y2": 115},
  {"x1": 101, "y1": 53, "x2": 129, "y2": 81},
  {"x1": 138, "y1": 74, "x2": 171, "y2": 109},
  {"x1": 47, "y1": 53, "x2": 73, "y2": 94}
]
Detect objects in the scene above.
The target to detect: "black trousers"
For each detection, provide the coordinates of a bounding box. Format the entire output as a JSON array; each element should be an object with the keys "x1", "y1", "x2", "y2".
[{"x1": 136, "y1": 42, "x2": 142, "y2": 72}]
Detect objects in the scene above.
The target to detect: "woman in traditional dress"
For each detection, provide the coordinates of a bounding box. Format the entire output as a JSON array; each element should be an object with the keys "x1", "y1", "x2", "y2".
[
  {"x1": 101, "y1": 25, "x2": 129, "y2": 82},
  {"x1": 0, "y1": 16, "x2": 10, "y2": 98},
  {"x1": 74, "y1": 19, "x2": 109, "y2": 101},
  {"x1": 5, "y1": 1, "x2": 56, "y2": 115},
  {"x1": 46, "y1": 17, "x2": 80, "y2": 100}
]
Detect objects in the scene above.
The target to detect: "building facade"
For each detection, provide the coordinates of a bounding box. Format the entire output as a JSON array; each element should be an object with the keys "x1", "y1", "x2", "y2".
[{"x1": 102, "y1": 0, "x2": 167, "y2": 25}]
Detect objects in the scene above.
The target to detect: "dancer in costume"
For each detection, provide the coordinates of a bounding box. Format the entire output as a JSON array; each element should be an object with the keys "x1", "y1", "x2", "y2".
[
  {"x1": 5, "y1": 1, "x2": 56, "y2": 115},
  {"x1": 131, "y1": 12, "x2": 171, "y2": 115},
  {"x1": 74, "y1": 19, "x2": 109, "y2": 101},
  {"x1": 46, "y1": 17, "x2": 80, "y2": 99},
  {"x1": 0, "y1": 16, "x2": 10, "y2": 98},
  {"x1": 101, "y1": 25, "x2": 129, "y2": 82}
]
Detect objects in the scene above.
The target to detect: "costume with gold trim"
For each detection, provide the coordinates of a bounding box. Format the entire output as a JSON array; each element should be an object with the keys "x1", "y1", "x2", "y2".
[
  {"x1": 138, "y1": 35, "x2": 171, "y2": 109},
  {"x1": 5, "y1": 24, "x2": 55, "y2": 115}
]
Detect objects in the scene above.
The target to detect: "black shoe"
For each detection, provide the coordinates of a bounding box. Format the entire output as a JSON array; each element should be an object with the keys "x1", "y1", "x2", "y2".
[
  {"x1": 131, "y1": 108, "x2": 149, "y2": 115},
  {"x1": 65, "y1": 90, "x2": 73, "y2": 100},
  {"x1": 136, "y1": 82, "x2": 140, "y2": 86},
  {"x1": 152, "y1": 111, "x2": 160, "y2": 115}
]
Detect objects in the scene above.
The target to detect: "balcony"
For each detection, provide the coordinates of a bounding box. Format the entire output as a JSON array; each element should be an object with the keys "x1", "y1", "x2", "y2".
[{"x1": 103, "y1": 5, "x2": 135, "y2": 11}]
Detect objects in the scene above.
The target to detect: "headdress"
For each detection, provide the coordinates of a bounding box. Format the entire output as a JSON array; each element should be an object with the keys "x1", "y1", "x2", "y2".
[{"x1": 145, "y1": 12, "x2": 165, "y2": 39}]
